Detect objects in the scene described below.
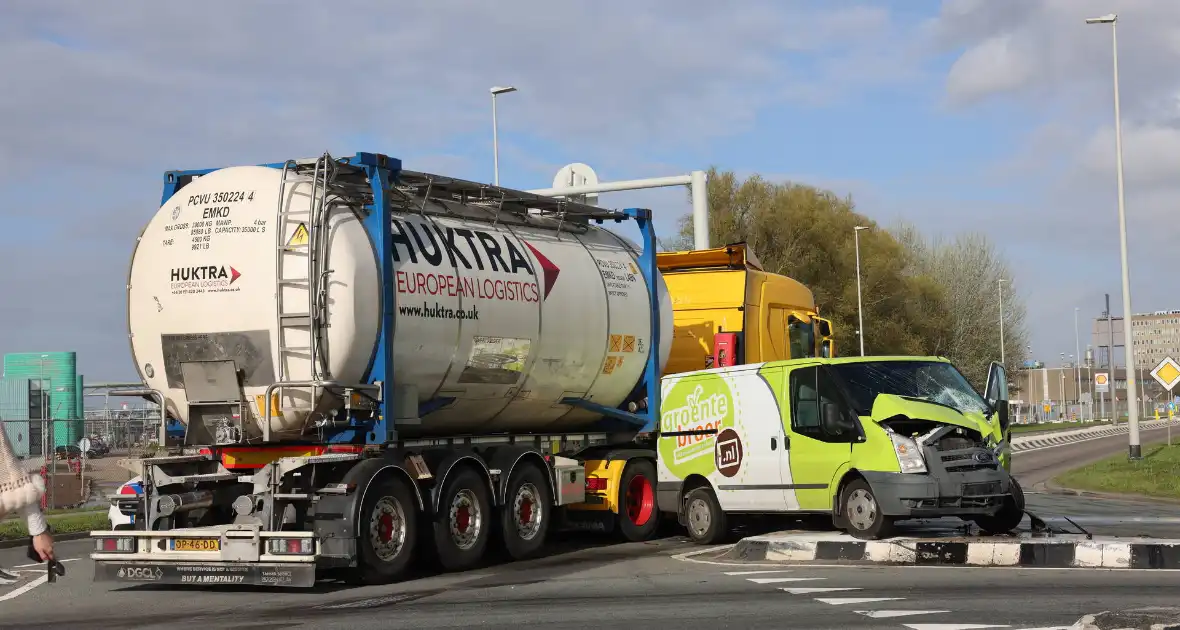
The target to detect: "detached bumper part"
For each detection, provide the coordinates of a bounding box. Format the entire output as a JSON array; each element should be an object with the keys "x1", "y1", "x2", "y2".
[{"x1": 93, "y1": 561, "x2": 316, "y2": 588}]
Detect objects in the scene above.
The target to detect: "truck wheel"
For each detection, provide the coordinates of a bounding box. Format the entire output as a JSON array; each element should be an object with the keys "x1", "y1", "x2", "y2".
[
  {"x1": 432, "y1": 467, "x2": 492, "y2": 571},
  {"x1": 355, "y1": 475, "x2": 418, "y2": 584},
  {"x1": 617, "y1": 459, "x2": 659, "y2": 542},
  {"x1": 683, "y1": 487, "x2": 728, "y2": 545},
  {"x1": 840, "y1": 479, "x2": 895, "y2": 540},
  {"x1": 499, "y1": 461, "x2": 551, "y2": 560},
  {"x1": 972, "y1": 477, "x2": 1026, "y2": 535}
]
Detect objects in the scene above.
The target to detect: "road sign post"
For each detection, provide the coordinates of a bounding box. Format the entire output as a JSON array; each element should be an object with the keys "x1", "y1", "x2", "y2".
[
  {"x1": 1149, "y1": 357, "x2": 1180, "y2": 447},
  {"x1": 1095, "y1": 372, "x2": 1110, "y2": 421}
]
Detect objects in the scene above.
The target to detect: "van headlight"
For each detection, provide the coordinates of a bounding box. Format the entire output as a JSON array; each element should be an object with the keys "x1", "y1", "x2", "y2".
[{"x1": 889, "y1": 433, "x2": 927, "y2": 474}]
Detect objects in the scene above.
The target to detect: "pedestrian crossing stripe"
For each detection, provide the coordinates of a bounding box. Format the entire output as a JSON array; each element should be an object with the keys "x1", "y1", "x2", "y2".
[{"x1": 287, "y1": 223, "x2": 309, "y2": 247}]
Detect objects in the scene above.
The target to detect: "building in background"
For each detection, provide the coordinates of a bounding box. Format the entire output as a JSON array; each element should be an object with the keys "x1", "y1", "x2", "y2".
[
  {"x1": 0, "y1": 352, "x2": 85, "y2": 455},
  {"x1": 1093, "y1": 310, "x2": 1180, "y2": 372}
]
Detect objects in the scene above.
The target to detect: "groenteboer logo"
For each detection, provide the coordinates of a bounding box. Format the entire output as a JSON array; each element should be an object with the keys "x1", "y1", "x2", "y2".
[{"x1": 659, "y1": 374, "x2": 740, "y2": 478}]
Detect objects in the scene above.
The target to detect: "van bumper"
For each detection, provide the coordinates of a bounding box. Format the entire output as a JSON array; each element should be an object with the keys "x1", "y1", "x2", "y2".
[{"x1": 860, "y1": 467, "x2": 1011, "y2": 518}]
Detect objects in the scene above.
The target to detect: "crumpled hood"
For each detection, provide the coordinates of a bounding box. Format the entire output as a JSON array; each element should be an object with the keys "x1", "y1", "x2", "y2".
[{"x1": 869, "y1": 394, "x2": 992, "y2": 436}]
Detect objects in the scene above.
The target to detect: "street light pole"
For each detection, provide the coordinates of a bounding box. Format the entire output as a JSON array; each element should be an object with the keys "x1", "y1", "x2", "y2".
[
  {"x1": 490, "y1": 86, "x2": 517, "y2": 186},
  {"x1": 1086, "y1": 13, "x2": 1141, "y2": 459},
  {"x1": 998, "y1": 278, "x2": 1007, "y2": 365},
  {"x1": 1075, "y1": 307, "x2": 1085, "y2": 420},
  {"x1": 854, "y1": 226, "x2": 869, "y2": 356}
]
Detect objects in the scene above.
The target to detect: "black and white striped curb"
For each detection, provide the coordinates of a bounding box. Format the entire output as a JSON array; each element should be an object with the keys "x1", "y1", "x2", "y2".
[
  {"x1": 1010, "y1": 420, "x2": 1180, "y2": 453},
  {"x1": 729, "y1": 535, "x2": 1180, "y2": 569}
]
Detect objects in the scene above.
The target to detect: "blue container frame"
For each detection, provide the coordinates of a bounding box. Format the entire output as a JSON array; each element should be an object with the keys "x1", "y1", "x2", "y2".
[{"x1": 159, "y1": 152, "x2": 662, "y2": 445}]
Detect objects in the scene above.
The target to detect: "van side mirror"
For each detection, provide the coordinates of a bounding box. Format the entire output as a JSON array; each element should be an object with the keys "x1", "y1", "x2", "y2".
[
  {"x1": 996, "y1": 399, "x2": 1010, "y2": 434},
  {"x1": 821, "y1": 402, "x2": 851, "y2": 436},
  {"x1": 821, "y1": 339, "x2": 834, "y2": 358}
]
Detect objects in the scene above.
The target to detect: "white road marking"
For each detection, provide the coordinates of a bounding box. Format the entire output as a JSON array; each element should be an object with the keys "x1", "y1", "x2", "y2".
[
  {"x1": 0, "y1": 575, "x2": 47, "y2": 602},
  {"x1": 857, "y1": 610, "x2": 951, "y2": 618},
  {"x1": 723, "y1": 569, "x2": 794, "y2": 575},
  {"x1": 903, "y1": 625, "x2": 1010, "y2": 630},
  {"x1": 816, "y1": 597, "x2": 904, "y2": 605},
  {"x1": 781, "y1": 587, "x2": 861, "y2": 594},
  {"x1": 12, "y1": 558, "x2": 79, "y2": 569},
  {"x1": 747, "y1": 577, "x2": 824, "y2": 584}
]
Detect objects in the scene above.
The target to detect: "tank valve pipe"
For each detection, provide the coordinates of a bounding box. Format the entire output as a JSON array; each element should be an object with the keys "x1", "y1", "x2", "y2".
[{"x1": 156, "y1": 490, "x2": 215, "y2": 517}]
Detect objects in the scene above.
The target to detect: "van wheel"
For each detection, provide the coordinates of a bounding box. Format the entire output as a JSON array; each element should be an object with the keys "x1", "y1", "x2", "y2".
[
  {"x1": 973, "y1": 477, "x2": 1026, "y2": 535},
  {"x1": 432, "y1": 467, "x2": 491, "y2": 571},
  {"x1": 841, "y1": 479, "x2": 895, "y2": 540},
  {"x1": 355, "y1": 475, "x2": 418, "y2": 584},
  {"x1": 617, "y1": 459, "x2": 659, "y2": 542},
  {"x1": 499, "y1": 461, "x2": 551, "y2": 560},
  {"x1": 683, "y1": 487, "x2": 728, "y2": 545}
]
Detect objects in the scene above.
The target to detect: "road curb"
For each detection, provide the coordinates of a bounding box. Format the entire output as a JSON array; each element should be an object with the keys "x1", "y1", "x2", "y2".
[
  {"x1": 729, "y1": 535, "x2": 1180, "y2": 569},
  {"x1": 1010, "y1": 420, "x2": 1180, "y2": 453},
  {"x1": 1038, "y1": 478, "x2": 1180, "y2": 506},
  {"x1": 0, "y1": 531, "x2": 92, "y2": 549}
]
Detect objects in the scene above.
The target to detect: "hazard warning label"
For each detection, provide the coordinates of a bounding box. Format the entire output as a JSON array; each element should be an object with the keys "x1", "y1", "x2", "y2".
[{"x1": 286, "y1": 223, "x2": 309, "y2": 247}]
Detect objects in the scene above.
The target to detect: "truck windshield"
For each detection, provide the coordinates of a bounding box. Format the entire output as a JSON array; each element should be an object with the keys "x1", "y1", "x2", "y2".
[{"x1": 828, "y1": 360, "x2": 991, "y2": 417}]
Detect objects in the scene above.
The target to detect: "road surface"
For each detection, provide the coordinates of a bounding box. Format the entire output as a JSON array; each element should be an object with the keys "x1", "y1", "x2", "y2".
[{"x1": 3, "y1": 536, "x2": 1179, "y2": 629}]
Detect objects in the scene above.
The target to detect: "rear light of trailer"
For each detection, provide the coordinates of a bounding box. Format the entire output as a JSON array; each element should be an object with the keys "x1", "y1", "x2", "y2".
[
  {"x1": 267, "y1": 538, "x2": 314, "y2": 555},
  {"x1": 94, "y1": 537, "x2": 136, "y2": 553},
  {"x1": 585, "y1": 477, "x2": 608, "y2": 493}
]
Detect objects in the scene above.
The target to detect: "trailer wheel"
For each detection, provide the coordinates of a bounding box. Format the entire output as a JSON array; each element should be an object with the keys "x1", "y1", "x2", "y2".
[
  {"x1": 499, "y1": 461, "x2": 551, "y2": 560},
  {"x1": 972, "y1": 476, "x2": 1026, "y2": 535},
  {"x1": 355, "y1": 475, "x2": 418, "y2": 584},
  {"x1": 617, "y1": 459, "x2": 659, "y2": 542},
  {"x1": 432, "y1": 467, "x2": 492, "y2": 571},
  {"x1": 840, "y1": 478, "x2": 895, "y2": 540},
  {"x1": 683, "y1": 486, "x2": 728, "y2": 545}
]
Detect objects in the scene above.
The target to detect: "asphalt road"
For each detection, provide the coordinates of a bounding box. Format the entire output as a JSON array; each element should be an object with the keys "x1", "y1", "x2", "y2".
[
  {"x1": 4, "y1": 536, "x2": 1180, "y2": 629},
  {"x1": 3, "y1": 430, "x2": 1177, "y2": 627}
]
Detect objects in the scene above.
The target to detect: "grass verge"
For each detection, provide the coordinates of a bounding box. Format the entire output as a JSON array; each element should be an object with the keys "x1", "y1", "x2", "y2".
[
  {"x1": 0, "y1": 509, "x2": 108, "y2": 541},
  {"x1": 1054, "y1": 442, "x2": 1180, "y2": 500}
]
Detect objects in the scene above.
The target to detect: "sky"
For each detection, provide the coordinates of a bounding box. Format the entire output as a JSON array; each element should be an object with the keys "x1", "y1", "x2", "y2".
[{"x1": 2, "y1": 0, "x2": 1178, "y2": 382}]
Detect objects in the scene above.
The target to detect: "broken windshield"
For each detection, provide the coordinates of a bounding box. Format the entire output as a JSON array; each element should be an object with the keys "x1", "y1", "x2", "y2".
[{"x1": 828, "y1": 360, "x2": 991, "y2": 417}]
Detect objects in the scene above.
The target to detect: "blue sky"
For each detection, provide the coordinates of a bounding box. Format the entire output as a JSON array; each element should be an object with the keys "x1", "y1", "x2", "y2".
[{"x1": 3, "y1": 0, "x2": 1180, "y2": 381}]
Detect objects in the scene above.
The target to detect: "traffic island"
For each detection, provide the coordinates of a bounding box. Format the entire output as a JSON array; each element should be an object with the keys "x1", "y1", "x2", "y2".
[
  {"x1": 726, "y1": 530, "x2": 1180, "y2": 569},
  {"x1": 1054, "y1": 443, "x2": 1180, "y2": 502}
]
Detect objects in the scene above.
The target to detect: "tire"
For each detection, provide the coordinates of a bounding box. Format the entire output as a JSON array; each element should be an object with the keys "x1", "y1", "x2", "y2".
[
  {"x1": 683, "y1": 487, "x2": 728, "y2": 545},
  {"x1": 617, "y1": 459, "x2": 659, "y2": 542},
  {"x1": 432, "y1": 466, "x2": 492, "y2": 571},
  {"x1": 972, "y1": 476, "x2": 1026, "y2": 535},
  {"x1": 499, "y1": 461, "x2": 551, "y2": 561},
  {"x1": 840, "y1": 478, "x2": 895, "y2": 540},
  {"x1": 354, "y1": 474, "x2": 418, "y2": 584}
]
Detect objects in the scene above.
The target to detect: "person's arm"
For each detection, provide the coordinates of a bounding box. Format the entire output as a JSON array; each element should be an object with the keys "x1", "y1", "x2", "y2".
[{"x1": 21, "y1": 502, "x2": 47, "y2": 537}]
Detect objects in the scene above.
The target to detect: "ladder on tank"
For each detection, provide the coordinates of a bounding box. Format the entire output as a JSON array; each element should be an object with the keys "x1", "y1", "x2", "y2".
[{"x1": 272, "y1": 154, "x2": 340, "y2": 427}]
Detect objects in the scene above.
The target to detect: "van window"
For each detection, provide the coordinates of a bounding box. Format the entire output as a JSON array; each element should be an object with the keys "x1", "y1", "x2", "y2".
[{"x1": 789, "y1": 366, "x2": 856, "y2": 443}]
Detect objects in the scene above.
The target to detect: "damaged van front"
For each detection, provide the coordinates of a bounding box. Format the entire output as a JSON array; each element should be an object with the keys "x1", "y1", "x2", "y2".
[{"x1": 825, "y1": 357, "x2": 1023, "y2": 539}]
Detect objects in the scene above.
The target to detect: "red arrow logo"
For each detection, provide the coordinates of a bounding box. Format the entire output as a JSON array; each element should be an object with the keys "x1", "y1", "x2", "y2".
[
  {"x1": 229, "y1": 267, "x2": 241, "y2": 284},
  {"x1": 523, "y1": 242, "x2": 560, "y2": 299}
]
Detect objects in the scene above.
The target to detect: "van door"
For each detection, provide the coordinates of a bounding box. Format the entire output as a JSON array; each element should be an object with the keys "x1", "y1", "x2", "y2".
[
  {"x1": 783, "y1": 365, "x2": 859, "y2": 511},
  {"x1": 713, "y1": 368, "x2": 790, "y2": 512}
]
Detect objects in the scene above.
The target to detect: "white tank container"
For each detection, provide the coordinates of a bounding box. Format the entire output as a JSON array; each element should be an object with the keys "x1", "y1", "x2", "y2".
[{"x1": 127, "y1": 164, "x2": 673, "y2": 441}]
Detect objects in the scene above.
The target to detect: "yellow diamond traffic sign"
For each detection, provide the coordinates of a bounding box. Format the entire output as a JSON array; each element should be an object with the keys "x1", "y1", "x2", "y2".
[{"x1": 1150, "y1": 356, "x2": 1180, "y2": 392}]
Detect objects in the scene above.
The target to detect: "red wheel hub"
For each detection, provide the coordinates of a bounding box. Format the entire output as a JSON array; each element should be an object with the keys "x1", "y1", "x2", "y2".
[
  {"x1": 625, "y1": 474, "x2": 655, "y2": 526},
  {"x1": 519, "y1": 497, "x2": 533, "y2": 525},
  {"x1": 378, "y1": 513, "x2": 394, "y2": 542},
  {"x1": 456, "y1": 505, "x2": 471, "y2": 532}
]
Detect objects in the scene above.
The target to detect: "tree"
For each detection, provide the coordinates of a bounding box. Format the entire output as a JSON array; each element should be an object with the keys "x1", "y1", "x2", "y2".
[
  {"x1": 664, "y1": 168, "x2": 953, "y2": 357},
  {"x1": 891, "y1": 221, "x2": 1030, "y2": 388}
]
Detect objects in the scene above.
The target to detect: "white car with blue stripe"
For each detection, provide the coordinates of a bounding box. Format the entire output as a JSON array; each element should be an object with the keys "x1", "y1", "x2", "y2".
[{"x1": 108, "y1": 476, "x2": 143, "y2": 529}]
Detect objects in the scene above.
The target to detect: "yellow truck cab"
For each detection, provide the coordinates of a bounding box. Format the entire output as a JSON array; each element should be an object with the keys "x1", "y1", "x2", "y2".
[
  {"x1": 656, "y1": 356, "x2": 1021, "y2": 542},
  {"x1": 657, "y1": 243, "x2": 831, "y2": 373}
]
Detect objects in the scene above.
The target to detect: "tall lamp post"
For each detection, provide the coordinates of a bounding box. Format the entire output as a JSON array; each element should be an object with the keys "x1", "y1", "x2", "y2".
[
  {"x1": 1086, "y1": 13, "x2": 1141, "y2": 459},
  {"x1": 998, "y1": 278, "x2": 1007, "y2": 365},
  {"x1": 490, "y1": 86, "x2": 517, "y2": 186},
  {"x1": 1075, "y1": 307, "x2": 1085, "y2": 420},
  {"x1": 854, "y1": 226, "x2": 869, "y2": 356}
]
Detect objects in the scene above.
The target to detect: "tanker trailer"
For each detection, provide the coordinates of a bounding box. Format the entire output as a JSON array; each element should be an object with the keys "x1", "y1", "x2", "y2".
[{"x1": 91, "y1": 152, "x2": 674, "y2": 587}]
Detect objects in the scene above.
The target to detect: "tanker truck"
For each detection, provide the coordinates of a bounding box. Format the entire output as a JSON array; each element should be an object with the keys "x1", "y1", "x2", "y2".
[{"x1": 89, "y1": 151, "x2": 823, "y2": 587}]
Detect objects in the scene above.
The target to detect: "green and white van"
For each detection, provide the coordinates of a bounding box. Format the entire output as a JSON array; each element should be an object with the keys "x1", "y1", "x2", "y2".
[{"x1": 655, "y1": 356, "x2": 1022, "y2": 542}]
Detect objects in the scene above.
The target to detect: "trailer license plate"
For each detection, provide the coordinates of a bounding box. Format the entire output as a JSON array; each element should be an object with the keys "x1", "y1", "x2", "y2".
[{"x1": 172, "y1": 538, "x2": 220, "y2": 552}]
